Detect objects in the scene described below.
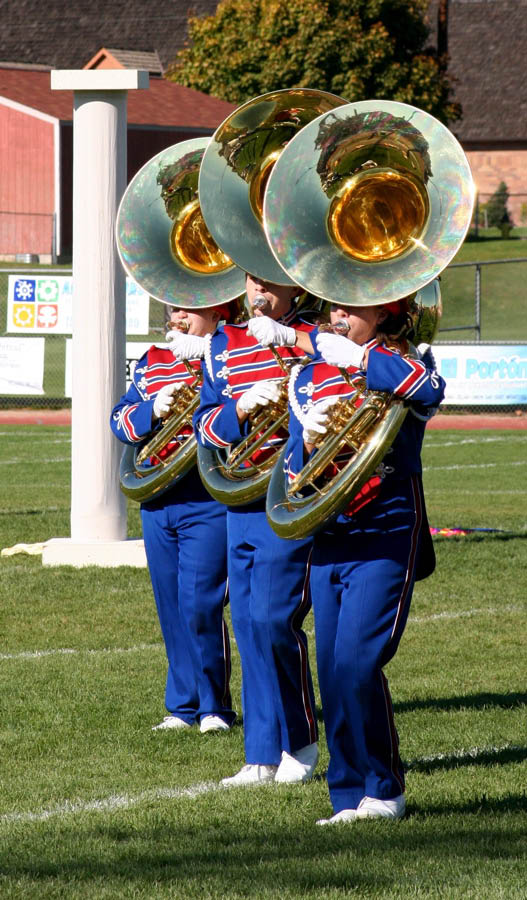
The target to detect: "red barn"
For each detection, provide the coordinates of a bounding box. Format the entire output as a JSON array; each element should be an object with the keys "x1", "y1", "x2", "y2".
[{"x1": 0, "y1": 63, "x2": 235, "y2": 261}]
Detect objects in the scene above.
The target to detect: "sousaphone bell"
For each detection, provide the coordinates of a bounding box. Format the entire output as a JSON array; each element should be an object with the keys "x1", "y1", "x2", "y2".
[
  {"x1": 195, "y1": 89, "x2": 347, "y2": 505},
  {"x1": 263, "y1": 100, "x2": 474, "y2": 538},
  {"x1": 116, "y1": 138, "x2": 245, "y2": 502}
]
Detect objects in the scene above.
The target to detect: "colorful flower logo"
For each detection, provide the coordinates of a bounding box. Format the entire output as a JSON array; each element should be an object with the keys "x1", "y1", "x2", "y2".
[
  {"x1": 36, "y1": 279, "x2": 59, "y2": 303},
  {"x1": 36, "y1": 305, "x2": 59, "y2": 328},
  {"x1": 14, "y1": 279, "x2": 36, "y2": 302},
  {"x1": 13, "y1": 304, "x2": 36, "y2": 328}
]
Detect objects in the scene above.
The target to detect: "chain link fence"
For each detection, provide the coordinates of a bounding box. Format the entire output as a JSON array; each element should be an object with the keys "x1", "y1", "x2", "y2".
[{"x1": 1, "y1": 259, "x2": 526, "y2": 414}]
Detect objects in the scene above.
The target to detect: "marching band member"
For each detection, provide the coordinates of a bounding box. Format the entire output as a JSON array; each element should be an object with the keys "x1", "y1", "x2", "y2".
[
  {"x1": 192, "y1": 273, "x2": 319, "y2": 786},
  {"x1": 110, "y1": 303, "x2": 237, "y2": 734},
  {"x1": 283, "y1": 299, "x2": 445, "y2": 822}
]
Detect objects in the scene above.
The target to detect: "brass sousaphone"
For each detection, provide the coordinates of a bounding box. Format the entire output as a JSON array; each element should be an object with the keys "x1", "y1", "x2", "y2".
[
  {"x1": 195, "y1": 88, "x2": 347, "y2": 505},
  {"x1": 263, "y1": 99, "x2": 475, "y2": 538},
  {"x1": 116, "y1": 138, "x2": 245, "y2": 502}
]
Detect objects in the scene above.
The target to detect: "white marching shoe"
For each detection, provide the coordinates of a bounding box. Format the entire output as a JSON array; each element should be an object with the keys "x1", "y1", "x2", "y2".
[
  {"x1": 221, "y1": 764, "x2": 278, "y2": 787},
  {"x1": 317, "y1": 808, "x2": 358, "y2": 825},
  {"x1": 274, "y1": 742, "x2": 319, "y2": 783},
  {"x1": 199, "y1": 715, "x2": 231, "y2": 734},
  {"x1": 316, "y1": 794, "x2": 406, "y2": 825},
  {"x1": 152, "y1": 715, "x2": 191, "y2": 731},
  {"x1": 355, "y1": 794, "x2": 406, "y2": 819}
]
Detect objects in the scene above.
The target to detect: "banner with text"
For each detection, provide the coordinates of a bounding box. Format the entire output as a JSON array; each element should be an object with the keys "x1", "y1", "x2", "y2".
[
  {"x1": 0, "y1": 337, "x2": 45, "y2": 394},
  {"x1": 433, "y1": 344, "x2": 527, "y2": 406},
  {"x1": 6, "y1": 275, "x2": 150, "y2": 335}
]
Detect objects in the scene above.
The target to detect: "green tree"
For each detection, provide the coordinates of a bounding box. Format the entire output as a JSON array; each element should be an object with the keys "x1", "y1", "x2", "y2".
[
  {"x1": 167, "y1": 0, "x2": 461, "y2": 123},
  {"x1": 486, "y1": 182, "x2": 512, "y2": 228}
]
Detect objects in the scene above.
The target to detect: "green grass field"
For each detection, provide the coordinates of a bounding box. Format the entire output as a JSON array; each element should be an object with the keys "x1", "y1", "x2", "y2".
[
  {"x1": 439, "y1": 231, "x2": 527, "y2": 342},
  {"x1": 1, "y1": 425, "x2": 526, "y2": 898}
]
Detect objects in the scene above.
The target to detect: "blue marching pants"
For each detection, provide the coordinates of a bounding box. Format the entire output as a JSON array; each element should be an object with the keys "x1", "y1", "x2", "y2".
[
  {"x1": 227, "y1": 504, "x2": 317, "y2": 765},
  {"x1": 310, "y1": 477, "x2": 423, "y2": 812},
  {"x1": 141, "y1": 476, "x2": 235, "y2": 726}
]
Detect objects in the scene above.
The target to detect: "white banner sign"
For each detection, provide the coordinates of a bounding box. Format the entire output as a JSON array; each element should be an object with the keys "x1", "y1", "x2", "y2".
[
  {"x1": 0, "y1": 337, "x2": 45, "y2": 394},
  {"x1": 65, "y1": 341, "x2": 152, "y2": 398},
  {"x1": 434, "y1": 344, "x2": 527, "y2": 405},
  {"x1": 6, "y1": 275, "x2": 150, "y2": 335}
]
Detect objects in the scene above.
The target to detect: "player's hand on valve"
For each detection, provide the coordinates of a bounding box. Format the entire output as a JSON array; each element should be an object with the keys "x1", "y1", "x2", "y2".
[
  {"x1": 153, "y1": 383, "x2": 184, "y2": 420},
  {"x1": 165, "y1": 330, "x2": 207, "y2": 360},
  {"x1": 316, "y1": 333, "x2": 365, "y2": 369},
  {"x1": 302, "y1": 398, "x2": 339, "y2": 446},
  {"x1": 237, "y1": 380, "x2": 282, "y2": 415},
  {"x1": 247, "y1": 316, "x2": 296, "y2": 347}
]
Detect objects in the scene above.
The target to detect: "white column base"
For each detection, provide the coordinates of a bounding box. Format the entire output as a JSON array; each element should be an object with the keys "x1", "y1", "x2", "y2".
[{"x1": 42, "y1": 537, "x2": 147, "y2": 568}]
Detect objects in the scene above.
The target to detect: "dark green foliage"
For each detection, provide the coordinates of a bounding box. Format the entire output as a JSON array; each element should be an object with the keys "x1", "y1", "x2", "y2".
[
  {"x1": 167, "y1": 0, "x2": 461, "y2": 124},
  {"x1": 486, "y1": 181, "x2": 513, "y2": 228}
]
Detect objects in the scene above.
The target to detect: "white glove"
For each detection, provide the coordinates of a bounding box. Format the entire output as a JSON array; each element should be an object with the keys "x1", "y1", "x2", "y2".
[
  {"x1": 316, "y1": 332, "x2": 364, "y2": 369},
  {"x1": 153, "y1": 382, "x2": 185, "y2": 419},
  {"x1": 247, "y1": 315, "x2": 296, "y2": 347},
  {"x1": 417, "y1": 342, "x2": 437, "y2": 370},
  {"x1": 302, "y1": 398, "x2": 339, "y2": 445},
  {"x1": 165, "y1": 330, "x2": 207, "y2": 360},
  {"x1": 237, "y1": 380, "x2": 282, "y2": 415}
]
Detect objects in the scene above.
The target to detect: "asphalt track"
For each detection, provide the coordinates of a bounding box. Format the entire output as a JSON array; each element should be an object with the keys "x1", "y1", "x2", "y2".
[{"x1": 0, "y1": 409, "x2": 526, "y2": 429}]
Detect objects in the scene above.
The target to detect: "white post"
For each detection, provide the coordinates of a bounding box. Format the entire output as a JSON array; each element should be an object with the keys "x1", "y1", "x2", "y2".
[{"x1": 44, "y1": 70, "x2": 149, "y2": 567}]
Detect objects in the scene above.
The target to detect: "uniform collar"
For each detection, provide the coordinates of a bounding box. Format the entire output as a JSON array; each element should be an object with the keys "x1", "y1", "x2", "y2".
[{"x1": 278, "y1": 304, "x2": 298, "y2": 326}]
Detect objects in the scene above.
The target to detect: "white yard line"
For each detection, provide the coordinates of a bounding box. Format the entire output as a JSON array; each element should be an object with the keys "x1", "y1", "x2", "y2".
[
  {"x1": 0, "y1": 643, "x2": 163, "y2": 661},
  {"x1": 423, "y1": 460, "x2": 527, "y2": 472},
  {"x1": 3, "y1": 604, "x2": 525, "y2": 662},
  {"x1": 408, "y1": 603, "x2": 524, "y2": 624},
  {"x1": 0, "y1": 457, "x2": 70, "y2": 465},
  {"x1": 425, "y1": 488, "x2": 527, "y2": 495},
  {"x1": 1, "y1": 744, "x2": 522, "y2": 825},
  {"x1": 424, "y1": 435, "x2": 526, "y2": 449},
  {"x1": 0, "y1": 782, "x2": 220, "y2": 824}
]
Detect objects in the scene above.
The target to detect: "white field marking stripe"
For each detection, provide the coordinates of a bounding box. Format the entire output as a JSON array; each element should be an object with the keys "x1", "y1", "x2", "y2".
[
  {"x1": 5, "y1": 604, "x2": 525, "y2": 660},
  {"x1": 425, "y1": 435, "x2": 526, "y2": 448},
  {"x1": 0, "y1": 457, "x2": 70, "y2": 465},
  {"x1": 0, "y1": 433, "x2": 70, "y2": 442},
  {"x1": 303, "y1": 603, "x2": 525, "y2": 636},
  {"x1": 423, "y1": 460, "x2": 527, "y2": 472},
  {"x1": 406, "y1": 743, "x2": 523, "y2": 768},
  {"x1": 0, "y1": 782, "x2": 220, "y2": 825},
  {"x1": 0, "y1": 431, "x2": 71, "y2": 445},
  {"x1": 0, "y1": 505, "x2": 61, "y2": 512},
  {"x1": 0, "y1": 643, "x2": 163, "y2": 661},
  {"x1": 2, "y1": 743, "x2": 522, "y2": 825},
  {"x1": 408, "y1": 603, "x2": 524, "y2": 624},
  {"x1": 425, "y1": 488, "x2": 527, "y2": 495}
]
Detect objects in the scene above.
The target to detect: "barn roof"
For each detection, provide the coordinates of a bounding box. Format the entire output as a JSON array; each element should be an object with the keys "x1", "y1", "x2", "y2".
[
  {"x1": 84, "y1": 48, "x2": 164, "y2": 76},
  {"x1": 0, "y1": 66, "x2": 235, "y2": 130},
  {"x1": 0, "y1": 0, "x2": 219, "y2": 72}
]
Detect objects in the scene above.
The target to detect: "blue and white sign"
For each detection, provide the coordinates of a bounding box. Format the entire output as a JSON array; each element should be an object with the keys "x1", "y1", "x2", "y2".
[{"x1": 433, "y1": 344, "x2": 527, "y2": 405}]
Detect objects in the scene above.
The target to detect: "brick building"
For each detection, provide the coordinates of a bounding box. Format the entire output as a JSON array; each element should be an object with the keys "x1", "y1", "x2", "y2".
[{"x1": 426, "y1": 0, "x2": 527, "y2": 223}]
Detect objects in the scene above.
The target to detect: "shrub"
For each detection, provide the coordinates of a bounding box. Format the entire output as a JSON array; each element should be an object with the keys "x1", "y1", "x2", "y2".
[{"x1": 486, "y1": 181, "x2": 513, "y2": 228}]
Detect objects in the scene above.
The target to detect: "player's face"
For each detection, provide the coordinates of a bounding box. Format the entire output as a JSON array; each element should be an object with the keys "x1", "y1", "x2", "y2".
[
  {"x1": 169, "y1": 307, "x2": 218, "y2": 336},
  {"x1": 330, "y1": 304, "x2": 387, "y2": 345},
  {"x1": 245, "y1": 273, "x2": 300, "y2": 320}
]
